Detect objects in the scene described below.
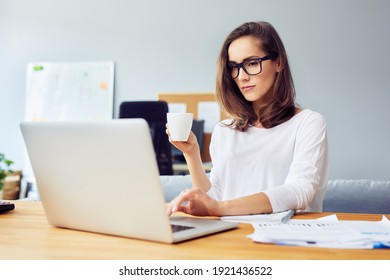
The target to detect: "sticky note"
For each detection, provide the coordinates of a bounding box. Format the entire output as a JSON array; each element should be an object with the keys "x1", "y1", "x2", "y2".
[{"x1": 99, "y1": 82, "x2": 108, "y2": 90}]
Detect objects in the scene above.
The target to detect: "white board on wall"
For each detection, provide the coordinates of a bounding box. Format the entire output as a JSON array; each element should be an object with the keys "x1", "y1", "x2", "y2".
[
  {"x1": 23, "y1": 61, "x2": 115, "y2": 196},
  {"x1": 25, "y1": 61, "x2": 115, "y2": 121}
]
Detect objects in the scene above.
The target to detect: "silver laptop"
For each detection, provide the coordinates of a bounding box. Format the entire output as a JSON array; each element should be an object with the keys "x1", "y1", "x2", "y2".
[{"x1": 20, "y1": 119, "x2": 237, "y2": 243}]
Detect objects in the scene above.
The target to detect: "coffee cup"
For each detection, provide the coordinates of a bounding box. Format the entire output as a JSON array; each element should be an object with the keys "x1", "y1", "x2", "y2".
[{"x1": 167, "y1": 113, "x2": 193, "y2": 141}]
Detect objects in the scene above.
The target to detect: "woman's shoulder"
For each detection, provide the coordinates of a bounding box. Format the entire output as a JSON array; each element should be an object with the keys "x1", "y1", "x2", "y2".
[
  {"x1": 213, "y1": 109, "x2": 326, "y2": 132},
  {"x1": 292, "y1": 108, "x2": 327, "y2": 136},
  {"x1": 214, "y1": 119, "x2": 234, "y2": 129},
  {"x1": 296, "y1": 109, "x2": 326, "y2": 126},
  {"x1": 211, "y1": 119, "x2": 236, "y2": 136},
  {"x1": 219, "y1": 118, "x2": 234, "y2": 126}
]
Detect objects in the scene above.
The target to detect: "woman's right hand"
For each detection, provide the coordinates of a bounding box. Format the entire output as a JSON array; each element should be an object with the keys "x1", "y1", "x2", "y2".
[{"x1": 166, "y1": 187, "x2": 222, "y2": 217}]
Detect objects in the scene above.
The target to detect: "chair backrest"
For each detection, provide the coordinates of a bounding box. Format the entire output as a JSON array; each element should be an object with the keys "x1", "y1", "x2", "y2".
[
  {"x1": 323, "y1": 179, "x2": 390, "y2": 214},
  {"x1": 119, "y1": 101, "x2": 173, "y2": 175}
]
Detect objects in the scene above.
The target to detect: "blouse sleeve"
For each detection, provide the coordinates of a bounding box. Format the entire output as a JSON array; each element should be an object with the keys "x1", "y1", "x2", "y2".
[{"x1": 263, "y1": 112, "x2": 329, "y2": 212}]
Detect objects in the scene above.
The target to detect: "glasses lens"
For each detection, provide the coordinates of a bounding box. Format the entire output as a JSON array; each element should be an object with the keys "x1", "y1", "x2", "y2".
[
  {"x1": 230, "y1": 66, "x2": 239, "y2": 79},
  {"x1": 243, "y1": 59, "x2": 261, "y2": 75}
]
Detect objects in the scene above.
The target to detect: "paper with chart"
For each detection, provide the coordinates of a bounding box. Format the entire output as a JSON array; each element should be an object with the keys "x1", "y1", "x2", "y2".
[
  {"x1": 198, "y1": 101, "x2": 220, "y2": 133},
  {"x1": 249, "y1": 215, "x2": 390, "y2": 249},
  {"x1": 340, "y1": 216, "x2": 390, "y2": 246}
]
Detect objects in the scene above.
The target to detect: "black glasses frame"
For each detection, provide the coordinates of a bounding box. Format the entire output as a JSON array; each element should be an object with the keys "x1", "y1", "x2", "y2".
[{"x1": 229, "y1": 52, "x2": 278, "y2": 79}]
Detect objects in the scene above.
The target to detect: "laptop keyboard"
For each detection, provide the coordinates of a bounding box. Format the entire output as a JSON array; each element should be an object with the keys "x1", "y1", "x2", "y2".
[{"x1": 171, "y1": 224, "x2": 195, "y2": 233}]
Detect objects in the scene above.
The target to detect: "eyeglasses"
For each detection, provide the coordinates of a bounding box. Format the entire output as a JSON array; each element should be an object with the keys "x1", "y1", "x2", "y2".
[{"x1": 229, "y1": 52, "x2": 278, "y2": 79}]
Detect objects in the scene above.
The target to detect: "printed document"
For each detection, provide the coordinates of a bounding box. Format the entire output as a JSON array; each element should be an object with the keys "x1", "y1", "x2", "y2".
[
  {"x1": 221, "y1": 210, "x2": 295, "y2": 224},
  {"x1": 249, "y1": 215, "x2": 390, "y2": 249}
]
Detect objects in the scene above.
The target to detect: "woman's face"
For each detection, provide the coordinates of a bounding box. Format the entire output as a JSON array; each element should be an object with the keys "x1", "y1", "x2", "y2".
[{"x1": 228, "y1": 36, "x2": 281, "y2": 111}]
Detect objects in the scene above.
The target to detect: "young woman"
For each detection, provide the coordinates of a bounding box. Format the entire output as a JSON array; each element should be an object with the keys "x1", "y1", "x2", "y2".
[{"x1": 166, "y1": 21, "x2": 328, "y2": 216}]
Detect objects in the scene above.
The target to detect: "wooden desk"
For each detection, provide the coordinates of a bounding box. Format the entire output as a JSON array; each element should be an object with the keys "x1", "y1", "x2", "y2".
[{"x1": 1, "y1": 201, "x2": 389, "y2": 260}]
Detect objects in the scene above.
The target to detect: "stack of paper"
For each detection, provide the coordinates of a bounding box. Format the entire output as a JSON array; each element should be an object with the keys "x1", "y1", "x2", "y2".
[
  {"x1": 249, "y1": 215, "x2": 390, "y2": 249},
  {"x1": 221, "y1": 210, "x2": 295, "y2": 224},
  {"x1": 340, "y1": 216, "x2": 390, "y2": 248}
]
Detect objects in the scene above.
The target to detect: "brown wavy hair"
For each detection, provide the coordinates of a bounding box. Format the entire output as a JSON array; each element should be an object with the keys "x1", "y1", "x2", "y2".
[{"x1": 216, "y1": 21, "x2": 297, "y2": 131}]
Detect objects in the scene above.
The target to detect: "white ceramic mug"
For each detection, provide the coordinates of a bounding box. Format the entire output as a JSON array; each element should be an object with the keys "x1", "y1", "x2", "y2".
[{"x1": 167, "y1": 113, "x2": 193, "y2": 141}]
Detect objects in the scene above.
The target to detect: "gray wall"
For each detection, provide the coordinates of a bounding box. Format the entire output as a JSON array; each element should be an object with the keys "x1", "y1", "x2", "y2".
[{"x1": 1, "y1": 0, "x2": 389, "y2": 180}]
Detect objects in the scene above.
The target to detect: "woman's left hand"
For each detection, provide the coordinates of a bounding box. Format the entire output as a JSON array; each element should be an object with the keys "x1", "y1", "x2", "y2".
[{"x1": 167, "y1": 187, "x2": 221, "y2": 217}]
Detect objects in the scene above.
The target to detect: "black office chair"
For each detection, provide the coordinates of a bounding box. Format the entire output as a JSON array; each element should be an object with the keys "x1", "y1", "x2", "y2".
[{"x1": 119, "y1": 101, "x2": 173, "y2": 175}]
